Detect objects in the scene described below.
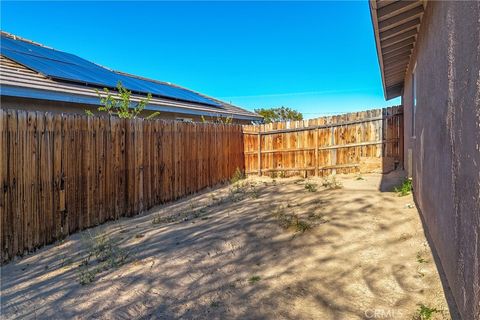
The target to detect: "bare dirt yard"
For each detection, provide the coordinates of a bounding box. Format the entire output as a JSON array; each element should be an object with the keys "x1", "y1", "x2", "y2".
[{"x1": 1, "y1": 172, "x2": 451, "y2": 319}]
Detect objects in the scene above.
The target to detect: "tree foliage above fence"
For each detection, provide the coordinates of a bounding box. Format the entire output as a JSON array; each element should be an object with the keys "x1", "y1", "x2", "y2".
[{"x1": 254, "y1": 107, "x2": 303, "y2": 123}]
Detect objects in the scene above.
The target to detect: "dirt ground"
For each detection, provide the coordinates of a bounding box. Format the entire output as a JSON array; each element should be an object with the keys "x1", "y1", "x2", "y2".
[{"x1": 1, "y1": 171, "x2": 452, "y2": 320}]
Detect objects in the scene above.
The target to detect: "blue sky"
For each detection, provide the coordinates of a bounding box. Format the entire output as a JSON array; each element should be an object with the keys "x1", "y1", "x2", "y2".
[{"x1": 1, "y1": 1, "x2": 400, "y2": 118}]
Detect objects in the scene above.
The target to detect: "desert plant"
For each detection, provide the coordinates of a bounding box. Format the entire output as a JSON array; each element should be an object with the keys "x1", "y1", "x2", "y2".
[
  {"x1": 416, "y1": 252, "x2": 428, "y2": 264},
  {"x1": 230, "y1": 167, "x2": 246, "y2": 184},
  {"x1": 85, "y1": 81, "x2": 158, "y2": 119},
  {"x1": 273, "y1": 208, "x2": 312, "y2": 233},
  {"x1": 78, "y1": 266, "x2": 97, "y2": 285},
  {"x1": 77, "y1": 231, "x2": 130, "y2": 285},
  {"x1": 295, "y1": 219, "x2": 312, "y2": 233},
  {"x1": 304, "y1": 182, "x2": 317, "y2": 192},
  {"x1": 394, "y1": 178, "x2": 412, "y2": 196},
  {"x1": 249, "y1": 275, "x2": 261, "y2": 284},
  {"x1": 249, "y1": 186, "x2": 260, "y2": 199},
  {"x1": 276, "y1": 211, "x2": 295, "y2": 229},
  {"x1": 152, "y1": 213, "x2": 177, "y2": 224},
  {"x1": 227, "y1": 183, "x2": 246, "y2": 203},
  {"x1": 414, "y1": 304, "x2": 439, "y2": 320},
  {"x1": 322, "y1": 176, "x2": 343, "y2": 189}
]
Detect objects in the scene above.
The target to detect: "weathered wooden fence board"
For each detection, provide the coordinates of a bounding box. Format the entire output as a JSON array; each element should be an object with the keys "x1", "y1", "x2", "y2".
[
  {"x1": 0, "y1": 110, "x2": 244, "y2": 263},
  {"x1": 243, "y1": 106, "x2": 403, "y2": 177},
  {"x1": 1, "y1": 107, "x2": 403, "y2": 263}
]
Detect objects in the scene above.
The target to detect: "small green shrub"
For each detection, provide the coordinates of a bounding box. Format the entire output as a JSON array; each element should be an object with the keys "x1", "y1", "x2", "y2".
[
  {"x1": 416, "y1": 252, "x2": 428, "y2": 264},
  {"x1": 415, "y1": 304, "x2": 439, "y2": 320},
  {"x1": 322, "y1": 176, "x2": 343, "y2": 189},
  {"x1": 304, "y1": 182, "x2": 317, "y2": 192},
  {"x1": 230, "y1": 167, "x2": 246, "y2": 184},
  {"x1": 274, "y1": 208, "x2": 312, "y2": 233},
  {"x1": 276, "y1": 211, "x2": 295, "y2": 229},
  {"x1": 78, "y1": 266, "x2": 97, "y2": 285},
  {"x1": 394, "y1": 178, "x2": 412, "y2": 196},
  {"x1": 249, "y1": 275, "x2": 261, "y2": 284},
  {"x1": 295, "y1": 219, "x2": 312, "y2": 233},
  {"x1": 249, "y1": 186, "x2": 260, "y2": 199},
  {"x1": 152, "y1": 213, "x2": 177, "y2": 224},
  {"x1": 228, "y1": 184, "x2": 246, "y2": 202},
  {"x1": 77, "y1": 231, "x2": 130, "y2": 285}
]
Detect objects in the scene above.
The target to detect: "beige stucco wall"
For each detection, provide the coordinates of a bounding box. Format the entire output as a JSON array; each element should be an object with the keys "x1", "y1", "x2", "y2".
[
  {"x1": 402, "y1": 2, "x2": 480, "y2": 319},
  {"x1": 0, "y1": 96, "x2": 254, "y2": 124}
]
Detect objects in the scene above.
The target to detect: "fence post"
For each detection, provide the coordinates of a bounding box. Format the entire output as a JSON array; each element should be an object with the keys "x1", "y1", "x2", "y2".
[
  {"x1": 315, "y1": 127, "x2": 319, "y2": 176},
  {"x1": 257, "y1": 132, "x2": 261, "y2": 176},
  {"x1": 331, "y1": 126, "x2": 337, "y2": 175}
]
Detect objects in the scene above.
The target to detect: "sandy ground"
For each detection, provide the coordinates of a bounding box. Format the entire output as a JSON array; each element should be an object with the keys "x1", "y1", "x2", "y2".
[{"x1": 1, "y1": 171, "x2": 452, "y2": 320}]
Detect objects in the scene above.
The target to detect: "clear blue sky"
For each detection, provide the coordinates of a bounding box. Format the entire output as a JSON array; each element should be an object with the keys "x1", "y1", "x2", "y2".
[{"x1": 1, "y1": 1, "x2": 400, "y2": 118}]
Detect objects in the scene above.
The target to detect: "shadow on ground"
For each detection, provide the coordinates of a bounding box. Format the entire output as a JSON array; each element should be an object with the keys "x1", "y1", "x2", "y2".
[{"x1": 1, "y1": 171, "x2": 451, "y2": 320}]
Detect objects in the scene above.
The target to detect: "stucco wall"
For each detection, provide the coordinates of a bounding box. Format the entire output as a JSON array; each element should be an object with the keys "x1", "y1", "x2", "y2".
[{"x1": 402, "y1": 2, "x2": 480, "y2": 319}]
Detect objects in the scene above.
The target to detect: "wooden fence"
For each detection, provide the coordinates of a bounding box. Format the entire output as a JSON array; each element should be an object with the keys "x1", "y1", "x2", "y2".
[
  {"x1": 243, "y1": 106, "x2": 403, "y2": 177},
  {"x1": 0, "y1": 109, "x2": 244, "y2": 263}
]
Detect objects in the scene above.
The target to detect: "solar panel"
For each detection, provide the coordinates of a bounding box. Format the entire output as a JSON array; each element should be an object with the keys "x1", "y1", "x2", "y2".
[{"x1": 0, "y1": 35, "x2": 222, "y2": 107}]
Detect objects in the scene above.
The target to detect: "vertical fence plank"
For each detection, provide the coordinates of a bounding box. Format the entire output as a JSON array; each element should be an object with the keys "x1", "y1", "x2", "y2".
[
  {"x1": 16, "y1": 111, "x2": 25, "y2": 255},
  {"x1": 257, "y1": 132, "x2": 261, "y2": 176},
  {"x1": 6, "y1": 110, "x2": 17, "y2": 260},
  {"x1": 314, "y1": 128, "x2": 319, "y2": 176},
  {"x1": 29, "y1": 111, "x2": 39, "y2": 250},
  {"x1": 243, "y1": 107, "x2": 404, "y2": 176},
  {"x1": 1, "y1": 111, "x2": 248, "y2": 263},
  {"x1": 0, "y1": 110, "x2": 7, "y2": 262}
]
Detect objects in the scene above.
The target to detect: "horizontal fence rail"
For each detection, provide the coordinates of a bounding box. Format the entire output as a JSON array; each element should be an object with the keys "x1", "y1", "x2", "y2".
[
  {"x1": 0, "y1": 109, "x2": 244, "y2": 263},
  {"x1": 0, "y1": 106, "x2": 403, "y2": 263},
  {"x1": 242, "y1": 106, "x2": 403, "y2": 177}
]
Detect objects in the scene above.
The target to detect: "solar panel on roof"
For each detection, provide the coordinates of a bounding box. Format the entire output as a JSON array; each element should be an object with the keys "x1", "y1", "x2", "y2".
[{"x1": 0, "y1": 35, "x2": 222, "y2": 107}]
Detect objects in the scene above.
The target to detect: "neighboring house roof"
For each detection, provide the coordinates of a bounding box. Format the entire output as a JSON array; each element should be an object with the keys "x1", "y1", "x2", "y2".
[
  {"x1": 0, "y1": 32, "x2": 262, "y2": 121},
  {"x1": 369, "y1": 0, "x2": 426, "y2": 100}
]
